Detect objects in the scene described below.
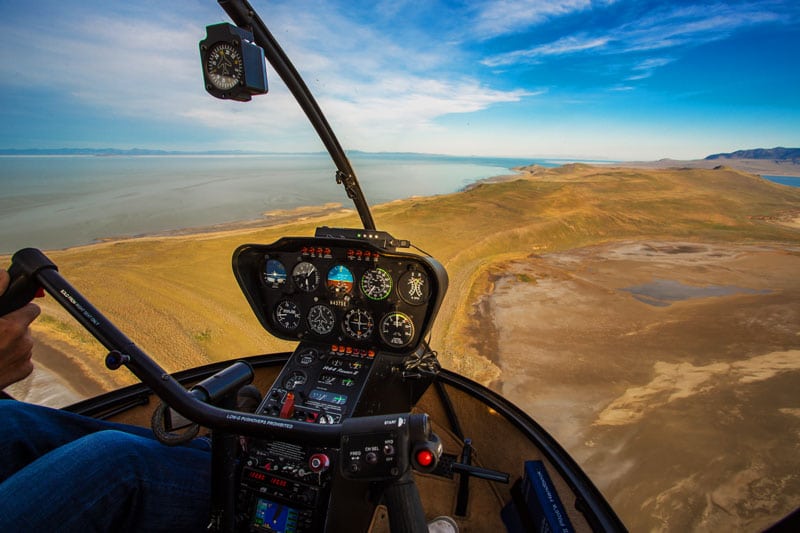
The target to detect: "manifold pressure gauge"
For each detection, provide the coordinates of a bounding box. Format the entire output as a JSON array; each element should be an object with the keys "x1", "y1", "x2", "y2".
[{"x1": 200, "y1": 23, "x2": 268, "y2": 102}]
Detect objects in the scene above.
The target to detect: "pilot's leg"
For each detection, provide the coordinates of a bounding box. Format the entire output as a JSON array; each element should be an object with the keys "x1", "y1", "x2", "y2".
[
  {"x1": 0, "y1": 427, "x2": 211, "y2": 532},
  {"x1": 0, "y1": 401, "x2": 212, "y2": 532}
]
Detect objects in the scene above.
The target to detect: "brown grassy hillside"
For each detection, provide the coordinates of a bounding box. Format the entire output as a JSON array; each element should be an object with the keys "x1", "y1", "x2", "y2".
[{"x1": 4, "y1": 164, "x2": 799, "y2": 391}]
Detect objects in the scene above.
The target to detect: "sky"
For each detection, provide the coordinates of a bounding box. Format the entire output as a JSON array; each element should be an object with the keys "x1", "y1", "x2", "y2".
[{"x1": 0, "y1": 0, "x2": 798, "y2": 160}]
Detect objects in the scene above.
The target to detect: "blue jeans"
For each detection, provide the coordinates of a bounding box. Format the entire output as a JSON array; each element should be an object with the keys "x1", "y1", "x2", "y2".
[{"x1": 0, "y1": 400, "x2": 211, "y2": 532}]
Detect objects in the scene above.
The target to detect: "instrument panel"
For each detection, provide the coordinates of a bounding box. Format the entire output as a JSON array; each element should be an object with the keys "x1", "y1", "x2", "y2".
[{"x1": 233, "y1": 236, "x2": 447, "y2": 355}]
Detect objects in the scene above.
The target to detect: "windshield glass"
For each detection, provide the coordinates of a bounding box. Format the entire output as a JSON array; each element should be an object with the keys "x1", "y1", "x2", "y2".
[{"x1": 2, "y1": 1, "x2": 799, "y2": 532}]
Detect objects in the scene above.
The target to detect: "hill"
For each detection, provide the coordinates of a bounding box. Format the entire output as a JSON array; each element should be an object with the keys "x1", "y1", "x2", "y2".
[
  {"x1": 6, "y1": 163, "x2": 799, "y2": 387},
  {"x1": 706, "y1": 146, "x2": 800, "y2": 161}
]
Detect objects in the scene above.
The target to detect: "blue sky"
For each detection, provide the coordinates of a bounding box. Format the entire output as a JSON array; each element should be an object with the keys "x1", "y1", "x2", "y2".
[{"x1": 0, "y1": 0, "x2": 798, "y2": 160}]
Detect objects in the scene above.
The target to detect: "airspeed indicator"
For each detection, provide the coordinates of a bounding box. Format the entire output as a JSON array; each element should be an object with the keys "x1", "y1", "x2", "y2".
[{"x1": 361, "y1": 268, "x2": 393, "y2": 300}]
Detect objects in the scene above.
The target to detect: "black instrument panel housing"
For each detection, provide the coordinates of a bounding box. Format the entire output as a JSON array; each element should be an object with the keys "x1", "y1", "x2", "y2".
[{"x1": 233, "y1": 236, "x2": 447, "y2": 355}]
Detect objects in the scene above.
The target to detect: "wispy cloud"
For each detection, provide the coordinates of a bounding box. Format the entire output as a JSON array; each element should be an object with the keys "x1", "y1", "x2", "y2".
[
  {"x1": 0, "y1": 1, "x2": 532, "y2": 151},
  {"x1": 617, "y1": 3, "x2": 783, "y2": 53},
  {"x1": 473, "y1": 0, "x2": 616, "y2": 39},
  {"x1": 625, "y1": 57, "x2": 675, "y2": 81},
  {"x1": 1, "y1": 0, "x2": 797, "y2": 158},
  {"x1": 482, "y1": 2, "x2": 787, "y2": 81},
  {"x1": 483, "y1": 34, "x2": 611, "y2": 66}
]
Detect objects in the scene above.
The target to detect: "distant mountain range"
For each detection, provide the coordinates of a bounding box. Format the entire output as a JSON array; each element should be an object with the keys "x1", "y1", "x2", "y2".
[
  {"x1": 0, "y1": 148, "x2": 270, "y2": 156},
  {"x1": 705, "y1": 147, "x2": 800, "y2": 161},
  {"x1": 3, "y1": 146, "x2": 798, "y2": 163}
]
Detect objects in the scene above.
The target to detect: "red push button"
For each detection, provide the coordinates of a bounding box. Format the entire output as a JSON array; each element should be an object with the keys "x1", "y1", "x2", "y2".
[{"x1": 416, "y1": 449, "x2": 434, "y2": 468}]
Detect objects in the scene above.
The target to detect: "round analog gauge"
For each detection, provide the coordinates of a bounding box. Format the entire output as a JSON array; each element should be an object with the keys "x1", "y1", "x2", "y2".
[
  {"x1": 296, "y1": 348, "x2": 318, "y2": 366},
  {"x1": 205, "y1": 42, "x2": 243, "y2": 91},
  {"x1": 342, "y1": 308, "x2": 374, "y2": 341},
  {"x1": 380, "y1": 312, "x2": 415, "y2": 348},
  {"x1": 292, "y1": 262, "x2": 320, "y2": 292},
  {"x1": 398, "y1": 269, "x2": 430, "y2": 305},
  {"x1": 361, "y1": 268, "x2": 393, "y2": 300},
  {"x1": 327, "y1": 265, "x2": 354, "y2": 296},
  {"x1": 307, "y1": 304, "x2": 336, "y2": 335},
  {"x1": 263, "y1": 259, "x2": 287, "y2": 289},
  {"x1": 274, "y1": 300, "x2": 301, "y2": 330},
  {"x1": 284, "y1": 370, "x2": 307, "y2": 391}
]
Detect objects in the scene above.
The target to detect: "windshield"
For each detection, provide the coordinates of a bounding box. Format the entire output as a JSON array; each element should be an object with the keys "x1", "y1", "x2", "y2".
[{"x1": 2, "y1": 1, "x2": 800, "y2": 532}]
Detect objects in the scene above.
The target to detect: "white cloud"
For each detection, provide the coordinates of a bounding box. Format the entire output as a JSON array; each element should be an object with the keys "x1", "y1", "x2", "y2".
[
  {"x1": 625, "y1": 57, "x2": 675, "y2": 80},
  {"x1": 0, "y1": 1, "x2": 533, "y2": 152},
  {"x1": 473, "y1": 0, "x2": 616, "y2": 39},
  {"x1": 483, "y1": 34, "x2": 611, "y2": 66},
  {"x1": 480, "y1": 2, "x2": 786, "y2": 83}
]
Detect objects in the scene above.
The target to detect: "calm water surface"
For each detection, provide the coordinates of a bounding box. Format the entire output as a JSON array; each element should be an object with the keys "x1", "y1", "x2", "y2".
[{"x1": 0, "y1": 154, "x2": 540, "y2": 253}]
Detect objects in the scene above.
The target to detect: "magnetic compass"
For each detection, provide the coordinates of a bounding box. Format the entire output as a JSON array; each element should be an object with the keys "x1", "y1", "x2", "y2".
[
  {"x1": 199, "y1": 23, "x2": 268, "y2": 102},
  {"x1": 205, "y1": 41, "x2": 244, "y2": 91}
]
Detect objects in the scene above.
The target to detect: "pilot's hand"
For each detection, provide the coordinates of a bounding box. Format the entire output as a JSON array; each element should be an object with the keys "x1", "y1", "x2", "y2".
[{"x1": 0, "y1": 269, "x2": 41, "y2": 390}]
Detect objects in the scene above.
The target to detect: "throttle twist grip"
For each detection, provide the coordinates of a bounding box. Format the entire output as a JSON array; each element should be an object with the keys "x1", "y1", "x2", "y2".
[{"x1": 0, "y1": 248, "x2": 56, "y2": 316}]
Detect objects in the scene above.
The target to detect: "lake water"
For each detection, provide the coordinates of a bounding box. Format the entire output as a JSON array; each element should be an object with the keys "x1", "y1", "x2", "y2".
[
  {"x1": 0, "y1": 153, "x2": 542, "y2": 253},
  {"x1": 763, "y1": 175, "x2": 800, "y2": 188},
  {"x1": 5, "y1": 157, "x2": 794, "y2": 255}
]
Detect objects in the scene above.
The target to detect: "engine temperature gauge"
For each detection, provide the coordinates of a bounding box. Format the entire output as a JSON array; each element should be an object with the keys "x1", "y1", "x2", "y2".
[{"x1": 379, "y1": 312, "x2": 415, "y2": 348}]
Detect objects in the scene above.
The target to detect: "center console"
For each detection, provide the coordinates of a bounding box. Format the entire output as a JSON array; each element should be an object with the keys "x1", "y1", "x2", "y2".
[{"x1": 231, "y1": 232, "x2": 447, "y2": 531}]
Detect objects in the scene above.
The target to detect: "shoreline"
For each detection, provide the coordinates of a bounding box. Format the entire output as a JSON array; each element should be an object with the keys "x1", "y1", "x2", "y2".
[{"x1": 3, "y1": 159, "x2": 798, "y2": 257}]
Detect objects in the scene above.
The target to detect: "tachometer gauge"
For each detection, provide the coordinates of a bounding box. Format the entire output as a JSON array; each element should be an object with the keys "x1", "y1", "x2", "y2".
[
  {"x1": 398, "y1": 269, "x2": 430, "y2": 305},
  {"x1": 379, "y1": 312, "x2": 415, "y2": 348},
  {"x1": 327, "y1": 265, "x2": 354, "y2": 296},
  {"x1": 361, "y1": 268, "x2": 392, "y2": 300},
  {"x1": 205, "y1": 42, "x2": 244, "y2": 91},
  {"x1": 263, "y1": 259, "x2": 287, "y2": 289},
  {"x1": 274, "y1": 300, "x2": 301, "y2": 330},
  {"x1": 292, "y1": 262, "x2": 320, "y2": 292},
  {"x1": 307, "y1": 304, "x2": 336, "y2": 335},
  {"x1": 342, "y1": 308, "x2": 374, "y2": 340}
]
